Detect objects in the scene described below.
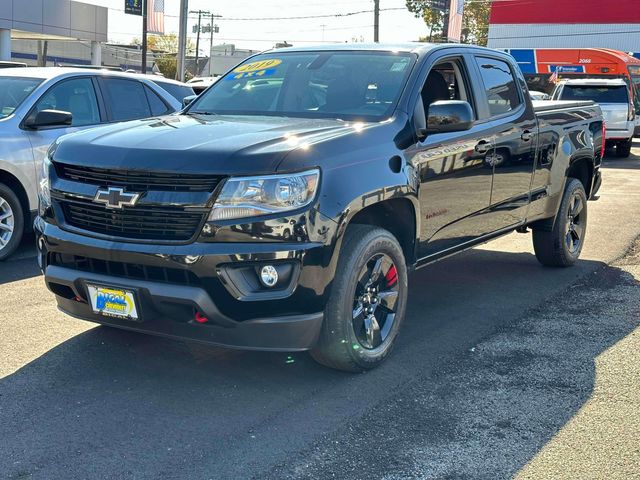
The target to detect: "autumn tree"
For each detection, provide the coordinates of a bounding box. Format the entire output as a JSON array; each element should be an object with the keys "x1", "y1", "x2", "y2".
[{"x1": 132, "y1": 34, "x2": 195, "y2": 79}]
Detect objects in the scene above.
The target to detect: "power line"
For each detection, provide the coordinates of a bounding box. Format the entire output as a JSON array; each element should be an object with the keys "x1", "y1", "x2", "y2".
[{"x1": 107, "y1": 6, "x2": 406, "y2": 21}]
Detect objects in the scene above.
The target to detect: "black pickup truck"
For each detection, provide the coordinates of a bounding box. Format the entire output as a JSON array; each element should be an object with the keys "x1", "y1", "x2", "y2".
[{"x1": 36, "y1": 44, "x2": 604, "y2": 372}]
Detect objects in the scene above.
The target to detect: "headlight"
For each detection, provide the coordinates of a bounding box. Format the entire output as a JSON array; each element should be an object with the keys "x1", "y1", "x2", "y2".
[
  {"x1": 38, "y1": 155, "x2": 52, "y2": 212},
  {"x1": 209, "y1": 169, "x2": 320, "y2": 222}
]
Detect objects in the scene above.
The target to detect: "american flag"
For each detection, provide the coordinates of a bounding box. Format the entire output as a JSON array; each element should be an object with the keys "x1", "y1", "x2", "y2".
[
  {"x1": 447, "y1": 0, "x2": 464, "y2": 42},
  {"x1": 147, "y1": 0, "x2": 165, "y2": 35}
]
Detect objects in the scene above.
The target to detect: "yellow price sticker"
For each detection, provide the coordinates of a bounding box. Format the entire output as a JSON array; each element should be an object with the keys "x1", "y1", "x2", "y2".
[{"x1": 234, "y1": 59, "x2": 282, "y2": 73}]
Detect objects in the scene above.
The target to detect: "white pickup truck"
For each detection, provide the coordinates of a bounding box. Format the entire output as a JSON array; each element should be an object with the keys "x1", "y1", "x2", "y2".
[{"x1": 553, "y1": 78, "x2": 635, "y2": 157}]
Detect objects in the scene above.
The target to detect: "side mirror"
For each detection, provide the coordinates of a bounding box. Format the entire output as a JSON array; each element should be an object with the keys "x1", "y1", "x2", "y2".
[
  {"x1": 426, "y1": 100, "x2": 473, "y2": 134},
  {"x1": 182, "y1": 95, "x2": 197, "y2": 108},
  {"x1": 24, "y1": 110, "x2": 73, "y2": 129}
]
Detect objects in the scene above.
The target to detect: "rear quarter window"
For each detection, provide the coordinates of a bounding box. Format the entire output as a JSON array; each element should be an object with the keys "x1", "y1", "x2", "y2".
[{"x1": 153, "y1": 81, "x2": 195, "y2": 102}]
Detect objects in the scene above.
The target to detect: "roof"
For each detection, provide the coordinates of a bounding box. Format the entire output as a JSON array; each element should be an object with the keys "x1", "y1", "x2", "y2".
[
  {"x1": 0, "y1": 67, "x2": 94, "y2": 79},
  {"x1": 267, "y1": 42, "x2": 443, "y2": 55},
  {"x1": 559, "y1": 78, "x2": 628, "y2": 86},
  {"x1": 0, "y1": 67, "x2": 189, "y2": 86}
]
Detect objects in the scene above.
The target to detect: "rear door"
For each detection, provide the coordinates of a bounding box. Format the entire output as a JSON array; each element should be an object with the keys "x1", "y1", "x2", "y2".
[
  {"x1": 97, "y1": 77, "x2": 170, "y2": 121},
  {"x1": 473, "y1": 55, "x2": 537, "y2": 229}
]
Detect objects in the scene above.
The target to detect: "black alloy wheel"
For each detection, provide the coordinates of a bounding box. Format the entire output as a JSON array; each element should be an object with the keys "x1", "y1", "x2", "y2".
[
  {"x1": 532, "y1": 178, "x2": 587, "y2": 267},
  {"x1": 565, "y1": 191, "x2": 585, "y2": 255},
  {"x1": 311, "y1": 224, "x2": 408, "y2": 372},
  {"x1": 352, "y1": 253, "x2": 400, "y2": 350}
]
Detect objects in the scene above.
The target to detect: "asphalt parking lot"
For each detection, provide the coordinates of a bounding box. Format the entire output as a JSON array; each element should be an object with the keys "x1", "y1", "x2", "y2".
[{"x1": 1, "y1": 140, "x2": 640, "y2": 480}]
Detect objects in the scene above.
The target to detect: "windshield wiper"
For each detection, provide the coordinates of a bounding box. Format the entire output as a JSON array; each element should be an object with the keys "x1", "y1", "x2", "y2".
[{"x1": 188, "y1": 110, "x2": 217, "y2": 116}]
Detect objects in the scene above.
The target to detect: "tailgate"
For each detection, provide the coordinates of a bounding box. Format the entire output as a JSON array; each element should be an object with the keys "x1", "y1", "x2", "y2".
[{"x1": 599, "y1": 103, "x2": 629, "y2": 130}]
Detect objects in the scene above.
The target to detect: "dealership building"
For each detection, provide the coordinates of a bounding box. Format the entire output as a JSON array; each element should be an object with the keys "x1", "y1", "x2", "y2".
[
  {"x1": 0, "y1": 0, "x2": 107, "y2": 64},
  {"x1": 487, "y1": 0, "x2": 640, "y2": 58}
]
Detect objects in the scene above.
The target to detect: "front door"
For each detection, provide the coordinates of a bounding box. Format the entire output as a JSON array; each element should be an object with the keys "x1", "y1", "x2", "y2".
[
  {"x1": 408, "y1": 56, "x2": 496, "y2": 259},
  {"x1": 25, "y1": 77, "x2": 102, "y2": 168}
]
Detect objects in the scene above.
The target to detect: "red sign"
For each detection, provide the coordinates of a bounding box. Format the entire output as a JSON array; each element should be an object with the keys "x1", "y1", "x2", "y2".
[{"x1": 490, "y1": 0, "x2": 640, "y2": 24}]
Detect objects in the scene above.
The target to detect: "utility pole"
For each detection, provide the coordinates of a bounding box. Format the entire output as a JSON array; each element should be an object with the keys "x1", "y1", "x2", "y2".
[
  {"x1": 207, "y1": 16, "x2": 222, "y2": 76},
  {"x1": 190, "y1": 9, "x2": 210, "y2": 77},
  {"x1": 442, "y1": 0, "x2": 451, "y2": 42},
  {"x1": 176, "y1": 0, "x2": 188, "y2": 81},
  {"x1": 141, "y1": 0, "x2": 148, "y2": 73},
  {"x1": 373, "y1": 0, "x2": 380, "y2": 42}
]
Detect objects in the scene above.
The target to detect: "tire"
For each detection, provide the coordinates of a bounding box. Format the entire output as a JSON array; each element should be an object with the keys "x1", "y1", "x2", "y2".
[
  {"x1": 310, "y1": 225, "x2": 408, "y2": 372},
  {"x1": 615, "y1": 138, "x2": 632, "y2": 158},
  {"x1": 0, "y1": 183, "x2": 24, "y2": 261},
  {"x1": 532, "y1": 178, "x2": 587, "y2": 267}
]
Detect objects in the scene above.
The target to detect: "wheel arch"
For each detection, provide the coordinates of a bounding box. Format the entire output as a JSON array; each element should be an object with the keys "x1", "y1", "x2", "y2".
[
  {"x1": 0, "y1": 169, "x2": 31, "y2": 226},
  {"x1": 566, "y1": 156, "x2": 594, "y2": 198},
  {"x1": 345, "y1": 197, "x2": 418, "y2": 267}
]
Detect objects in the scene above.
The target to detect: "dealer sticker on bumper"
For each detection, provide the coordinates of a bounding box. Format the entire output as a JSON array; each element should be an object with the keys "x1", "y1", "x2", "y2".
[{"x1": 88, "y1": 285, "x2": 139, "y2": 320}]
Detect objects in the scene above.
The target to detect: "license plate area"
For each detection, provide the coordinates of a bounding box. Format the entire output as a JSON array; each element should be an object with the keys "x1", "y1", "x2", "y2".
[{"x1": 87, "y1": 284, "x2": 140, "y2": 321}]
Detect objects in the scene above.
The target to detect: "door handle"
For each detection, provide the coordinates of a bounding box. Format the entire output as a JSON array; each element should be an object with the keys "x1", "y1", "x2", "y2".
[
  {"x1": 475, "y1": 140, "x2": 491, "y2": 154},
  {"x1": 521, "y1": 130, "x2": 533, "y2": 142}
]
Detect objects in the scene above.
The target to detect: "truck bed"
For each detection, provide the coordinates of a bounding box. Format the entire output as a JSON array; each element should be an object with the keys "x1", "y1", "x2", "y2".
[{"x1": 532, "y1": 99, "x2": 595, "y2": 113}]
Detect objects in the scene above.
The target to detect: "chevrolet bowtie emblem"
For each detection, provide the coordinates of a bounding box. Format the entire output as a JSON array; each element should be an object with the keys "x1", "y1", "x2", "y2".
[{"x1": 93, "y1": 187, "x2": 141, "y2": 209}]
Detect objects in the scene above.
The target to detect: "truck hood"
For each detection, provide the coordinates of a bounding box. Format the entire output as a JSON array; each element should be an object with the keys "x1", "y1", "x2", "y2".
[{"x1": 52, "y1": 114, "x2": 360, "y2": 175}]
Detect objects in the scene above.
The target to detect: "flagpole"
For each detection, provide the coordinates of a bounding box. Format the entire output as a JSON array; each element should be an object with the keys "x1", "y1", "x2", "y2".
[{"x1": 142, "y1": 0, "x2": 148, "y2": 74}]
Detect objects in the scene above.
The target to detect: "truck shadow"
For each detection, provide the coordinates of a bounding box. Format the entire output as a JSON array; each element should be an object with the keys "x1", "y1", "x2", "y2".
[
  {"x1": 0, "y1": 249, "x2": 638, "y2": 479},
  {"x1": 0, "y1": 233, "x2": 40, "y2": 284}
]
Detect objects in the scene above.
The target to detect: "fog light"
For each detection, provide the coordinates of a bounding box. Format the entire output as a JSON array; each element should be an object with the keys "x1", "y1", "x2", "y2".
[{"x1": 260, "y1": 265, "x2": 279, "y2": 288}]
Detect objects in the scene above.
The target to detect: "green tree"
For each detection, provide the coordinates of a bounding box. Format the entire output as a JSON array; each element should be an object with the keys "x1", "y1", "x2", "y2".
[
  {"x1": 132, "y1": 33, "x2": 194, "y2": 54},
  {"x1": 406, "y1": 0, "x2": 446, "y2": 42},
  {"x1": 132, "y1": 33, "x2": 196, "y2": 79},
  {"x1": 407, "y1": 0, "x2": 490, "y2": 45},
  {"x1": 461, "y1": 1, "x2": 490, "y2": 46}
]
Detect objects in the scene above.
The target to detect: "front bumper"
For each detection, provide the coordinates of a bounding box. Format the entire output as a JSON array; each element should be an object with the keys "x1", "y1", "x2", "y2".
[
  {"x1": 46, "y1": 265, "x2": 323, "y2": 351},
  {"x1": 36, "y1": 220, "x2": 337, "y2": 352}
]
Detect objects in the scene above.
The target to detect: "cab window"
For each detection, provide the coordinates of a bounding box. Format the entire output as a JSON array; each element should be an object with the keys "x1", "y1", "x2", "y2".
[
  {"x1": 475, "y1": 57, "x2": 522, "y2": 116},
  {"x1": 421, "y1": 58, "x2": 475, "y2": 118},
  {"x1": 33, "y1": 77, "x2": 100, "y2": 127}
]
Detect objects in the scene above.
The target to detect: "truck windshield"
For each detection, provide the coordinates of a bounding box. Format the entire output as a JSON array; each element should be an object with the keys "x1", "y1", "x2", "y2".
[
  {"x1": 0, "y1": 77, "x2": 42, "y2": 119},
  {"x1": 560, "y1": 85, "x2": 629, "y2": 103},
  {"x1": 188, "y1": 51, "x2": 415, "y2": 121}
]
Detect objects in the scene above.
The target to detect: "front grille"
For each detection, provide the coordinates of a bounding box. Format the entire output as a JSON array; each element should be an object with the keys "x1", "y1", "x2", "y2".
[
  {"x1": 58, "y1": 195, "x2": 206, "y2": 241},
  {"x1": 55, "y1": 163, "x2": 224, "y2": 192},
  {"x1": 50, "y1": 253, "x2": 201, "y2": 287}
]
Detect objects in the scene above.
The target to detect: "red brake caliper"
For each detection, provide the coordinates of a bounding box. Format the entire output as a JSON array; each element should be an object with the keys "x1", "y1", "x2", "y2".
[{"x1": 385, "y1": 265, "x2": 398, "y2": 287}]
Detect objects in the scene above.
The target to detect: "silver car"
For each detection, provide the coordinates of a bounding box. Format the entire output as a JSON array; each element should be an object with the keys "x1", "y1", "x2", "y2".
[
  {"x1": 552, "y1": 78, "x2": 636, "y2": 157},
  {"x1": 0, "y1": 68, "x2": 184, "y2": 259}
]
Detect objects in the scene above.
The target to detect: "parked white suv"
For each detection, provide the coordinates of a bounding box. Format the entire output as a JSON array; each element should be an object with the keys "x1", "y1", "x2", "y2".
[
  {"x1": 0, "y1": 68, "x2": 184, "y2": 259},
  {"x1": 552, "y1": 78, "x2": 635, "y2": 157}
]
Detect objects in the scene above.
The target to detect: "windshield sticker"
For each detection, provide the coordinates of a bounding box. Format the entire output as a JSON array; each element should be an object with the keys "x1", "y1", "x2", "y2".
[
  {"x1": 390, "y1": 61, "x2": 409, "y2": 72},
  {"x1": 226, "y1": 68, "x2": 277, "y2": 81},
  {"x1": 234, "y1": 59, "x2": 282, "y2": 73}
]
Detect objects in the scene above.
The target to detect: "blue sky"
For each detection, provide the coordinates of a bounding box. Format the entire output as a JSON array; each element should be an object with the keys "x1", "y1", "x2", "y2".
[{"x1": 82, "y1": 0, "x2": 429, "y2": 51}]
